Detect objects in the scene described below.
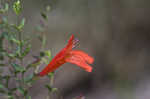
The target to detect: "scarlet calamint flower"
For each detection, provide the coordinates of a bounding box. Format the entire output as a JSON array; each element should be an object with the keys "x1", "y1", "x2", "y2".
[{"x1": 39, "y1": 34, "x2": 94, "y2": 76}]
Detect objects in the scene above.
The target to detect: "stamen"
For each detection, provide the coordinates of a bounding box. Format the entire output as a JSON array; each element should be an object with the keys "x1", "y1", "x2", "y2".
[{"x1": 72, "y1": 38, "x2": 79, "y2": 48}]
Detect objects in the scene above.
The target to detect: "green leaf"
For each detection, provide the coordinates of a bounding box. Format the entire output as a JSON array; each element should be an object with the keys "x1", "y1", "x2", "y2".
[
  {"x1": 17, "y1": 87, "x2": 28, "y2": 96},
  {"x1": 0, "y1": 3, "x2": 9, "y2": 13},
  {"x1": 15, "y1": 78, "x2": 21, "y2": 83},
  {"x1": 7, "y1": 53, "x2": 16, "y2": 59},
  {"x1": 13, "y1": 0, "x2": 22, "y2": 15},
  {"x1": 5, "y1": 3, "x2": 9, "y2": 11},
  {"x1": 17, "y1": 87, "x2": 25, "y2": 95},
  {"x1": 0, "y1": 84, "x2": 4, "y2": 89},
  {"x1": 2, "y1": 17, "x2": 8, "y2": 24},
  {"x1": 0, "y1": 75, "x2": 3, "y2": 79},
  {"x1": 0, "y1": 89, "x2": 5, "y2": 93},
  {"x1": 10, "y1": 88, "x2": 17, "y2": 92},
  {"x1": 45, "y1": 84, "x2": 57, "y2": 93},
  {"x1": 51, "y1": 88, "x2": 57, "y2": 92},
  {"x1": 36, "y1": 25, "x2": 44, "y2": 32},
  {"x1": 0, "y1": 54, "x2": 4, "y2": 60},
  {"x1": 45, "y1": 84, "x2": 52, "y2": 92},
  {"x1": 0, "y1": 33, "x2": 4, "y2": 50},
  {"x1": 46, "y1": 5, "x2": 51, "y2": 12},
  {"x1": 2, "y1": 32, "x2": 9, "y2": 39},
  {"x1": 40, "y1": 51, "x2": 45, "y2": 57},
  {"x1": 45, "y1": 50, "x2": 51, "y2": 59},
  {"x1": 0, "y1": 9, "x2": 5, "y2": 13},
  {"x1": 41, "y1": 57, "x2": 49, "y2": 64},
  {"x1": 40, "y1": 35, "x2": 46, "y2": 48},
  {"x1": 11, "y1": 63, "x2": 25, "y2": 73},
  {"x1": 39, "y1": 50, "x2": 51, "y2": 58},
  {"x1": 40, "y1": 50, "x2": 51, "y2": 64},
  {"x1": 11, "y1": 38, "x2": 20, "y2": 45},
  {"x1": 27, "y1": 59, "x2": 41, "y2": 69},
  {"x1": 0, "y1": 68, "x2": 3, "y2": 74},
  {"x1": 15, "y1": 46, "x2": 21, "y2": 58},
  {"x1": 41, "y1": 12, "x2": 48, "y2": 20},
  {"x1": 24, "y1": 74, "x2": 34, "y2": 83},
  {"x1": 22, "y1": 44, "x2": 31, "y2": 57},
  {"x1": 0, "y1": 64, "x2": 5, "y2": 66},
  {"x1": 18, "y1": 18, "x2": 25, "y2": 30},
  {"x1": 0, "y1": 33, "x2": 5, "y2": 59},
  {"x1": 2, "y1": 32, "x2": 18, "y2": 45},
  {"x1": 3, "y1": 75, "x2": 10, "y2": 88},
  {"x1": 26, "y1": 95, "x2": 31, "y2": 99},
  {"x1": 7, "y1": 95, "x2": 14, "y2": 99}
]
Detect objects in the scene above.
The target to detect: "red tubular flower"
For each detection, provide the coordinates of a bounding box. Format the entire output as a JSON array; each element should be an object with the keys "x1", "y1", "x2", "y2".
[{"x1": 39, "y1": 34, "x2": 94, "y2": 76}]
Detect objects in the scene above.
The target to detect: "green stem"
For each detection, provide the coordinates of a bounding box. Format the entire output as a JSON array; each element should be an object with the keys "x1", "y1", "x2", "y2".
[
  {"x1": 50, "y1": 75, "x2": 54, "y2": 86},
  {"x1": 17, "y1": 16, "x2": 26, "y2": 99},
  {"x1": 46, "y1": 74, "x2": 54, "y2": 99}
]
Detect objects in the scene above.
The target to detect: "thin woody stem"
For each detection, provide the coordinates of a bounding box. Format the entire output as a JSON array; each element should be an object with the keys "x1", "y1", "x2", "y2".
[{"x1": 17, "y1": 16, "x2": 26, "y2": 98}]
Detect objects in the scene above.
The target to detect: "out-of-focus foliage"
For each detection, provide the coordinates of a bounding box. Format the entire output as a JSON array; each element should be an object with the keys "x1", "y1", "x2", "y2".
[
  {"x1": 0, "y1": 0, "x2": 55, "y2": 99},
  {"x1": 13, "y1": 0, "x2": 21, "y2": 15}
]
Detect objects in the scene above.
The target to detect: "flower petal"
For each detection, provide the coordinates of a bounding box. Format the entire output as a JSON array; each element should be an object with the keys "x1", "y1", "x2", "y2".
[
  {"x1": 66, "y1": 55, "x2": 92, "y2": 72},
  {"x1": 39, "y1": 58, "x2": 66, "y2": 76},
  {"x1": 70, "y1": 50, "x2": 94, "y2": 64},
  {"x1": 39, "y1": 35, "x2": 74, "y2": 76},
  {"x1": 65, "y1": 34, "x2": 74, "y2": 51}
]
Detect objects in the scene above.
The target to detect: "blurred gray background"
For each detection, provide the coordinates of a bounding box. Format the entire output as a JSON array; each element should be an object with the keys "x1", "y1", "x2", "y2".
[{"x1": 9, "y1": 0, "x2": 150, "y2": 99}]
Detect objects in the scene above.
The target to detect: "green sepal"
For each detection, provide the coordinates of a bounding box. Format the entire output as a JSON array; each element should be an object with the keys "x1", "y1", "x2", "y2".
[{"x1": 11, "y1": 63, "x2": 25, "y2": 73}]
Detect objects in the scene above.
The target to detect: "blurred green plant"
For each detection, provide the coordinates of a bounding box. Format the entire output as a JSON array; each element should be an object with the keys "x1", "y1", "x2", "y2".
[
  {"x1": 0, "y1": 0, "x2": 57, "y2": 99},
  {"x1": 13, "y1": 0, "x2": 21, "y2": 15}
]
